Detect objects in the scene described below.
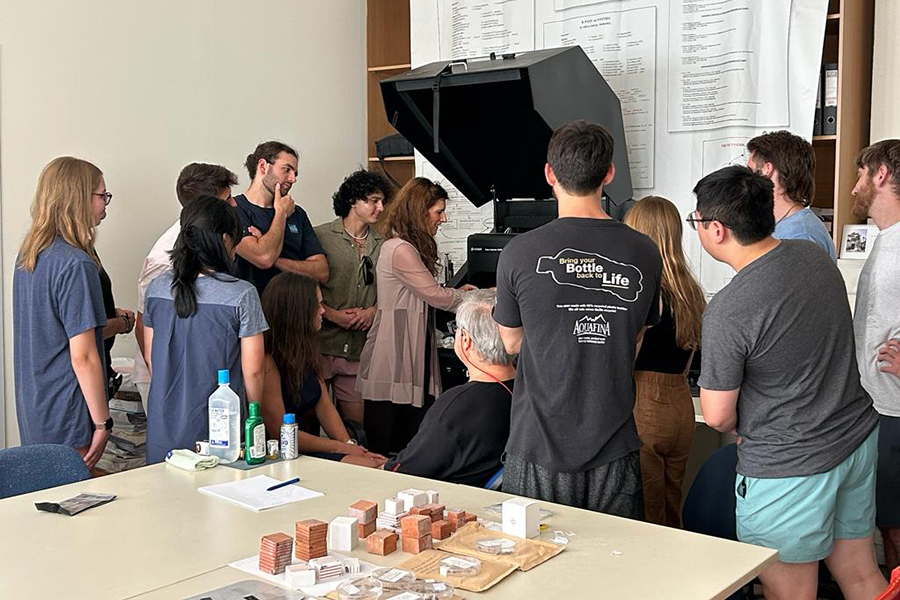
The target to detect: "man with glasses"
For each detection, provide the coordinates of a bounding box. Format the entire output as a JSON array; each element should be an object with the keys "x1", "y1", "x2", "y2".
[
  {"x1": 233, "y1": 141, "x2": 327, "y2": 293},
  {"x1": 314, "y1": 169, "x2": 393, "y2": 425},
  {"x1": 134, "y1": 162, "x2": 240, "y2": 410},
  {"x1": 694, "y1": 165, "x2": 883, "y2": 599},
  {"x1": 493, "y1": 121, "x2": 662, "y2": 518}
]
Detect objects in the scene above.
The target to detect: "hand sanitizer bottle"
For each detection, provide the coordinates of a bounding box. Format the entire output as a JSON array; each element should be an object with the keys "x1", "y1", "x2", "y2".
[{"x1": 208, "y1": 369, "x2": 240, "y2": 463}]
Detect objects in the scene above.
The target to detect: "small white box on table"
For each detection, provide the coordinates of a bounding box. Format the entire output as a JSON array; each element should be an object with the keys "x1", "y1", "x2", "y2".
[
  {"x1": 328, "y1": 516, "x2": 359, "y2": 551},
  {"x1": 502, "y1": 497, "x2": 539, "y2": 539}
]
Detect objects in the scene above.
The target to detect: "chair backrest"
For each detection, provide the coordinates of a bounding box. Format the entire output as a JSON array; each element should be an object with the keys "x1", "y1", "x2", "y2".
[
  {"x1": 0, "y1": 444, "x2": 91, "y2": 499},
  {"x1": 875, "y1": 567, "x2": 900, "y2": 600},
  {"x1": 484, "y1": 466, "x2": 504, "y2": 491},
  {"x1": 682, "y1": 443, "x2": 738, "y2": 540}
]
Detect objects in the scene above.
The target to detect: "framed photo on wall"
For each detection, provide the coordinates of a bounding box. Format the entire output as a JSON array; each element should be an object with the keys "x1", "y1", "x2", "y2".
[{"x1": 840, "y1": 223, "x2": 879, "y2": 259}]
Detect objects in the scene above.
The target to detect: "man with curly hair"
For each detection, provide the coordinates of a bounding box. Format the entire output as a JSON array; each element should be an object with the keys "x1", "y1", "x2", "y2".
[{"x1": 314, "y1": 169, "x2": 393, "y2": 424}]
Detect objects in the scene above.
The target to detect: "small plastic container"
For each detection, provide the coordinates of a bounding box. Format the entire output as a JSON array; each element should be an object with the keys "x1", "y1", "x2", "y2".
[
  {"x1": 439, "y1": 555, "x2": 481, "y2": 577},
  {"x1": 371, "y1": 566, "x2": 417, "y2": 590},
  {"x1": 476, "y1": 537, "x2": 517, "y2": 555},
  {"x1": 336, "y1": 577, "x2": 382, "y2": 600},
  {"x1": 412, "y1": 579, "x2": 455, "y2": 600}
]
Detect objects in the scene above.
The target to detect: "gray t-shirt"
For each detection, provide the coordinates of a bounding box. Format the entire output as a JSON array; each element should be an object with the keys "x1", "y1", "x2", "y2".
[
  {"x1": 494, "y1": 217, "x2": 662, "y2": 473},
  {"x1": 13, "y1": 238, "x2": 106, "y2": 449},
  {"x1": 854, "y1": 221, "x2": 900, "y2": 416},
  {"x1": 144, "y1": 272, "x2": 268, "y2": 463},
  {"x1": 699, "y1": 240, "x2": 877, "y2": 478}
]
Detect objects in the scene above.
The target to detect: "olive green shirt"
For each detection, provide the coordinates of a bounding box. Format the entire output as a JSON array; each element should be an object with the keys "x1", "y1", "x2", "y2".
[{"x1": 314, "y1": 218, "x2": 383, "y2": 361}]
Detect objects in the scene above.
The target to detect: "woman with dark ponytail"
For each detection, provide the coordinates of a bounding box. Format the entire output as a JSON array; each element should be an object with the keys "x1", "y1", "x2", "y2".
[{"x1": 142, "y1": 196, "x2": 268, "y2": 463}]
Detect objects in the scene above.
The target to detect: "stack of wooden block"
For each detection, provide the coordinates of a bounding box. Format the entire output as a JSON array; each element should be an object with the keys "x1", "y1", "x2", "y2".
[
  {"x1": 349, "y1": 499, "x2": 379, "y2": 539},
  {"x1": 295, "y1": 519, "x2": 328, "y2": 561},
  {"x1": 258, "y1": 532, "x2": 293, "y2": 575},
  {"x1": 400, "y1": 514, "x2": 433, "y2": 554}
]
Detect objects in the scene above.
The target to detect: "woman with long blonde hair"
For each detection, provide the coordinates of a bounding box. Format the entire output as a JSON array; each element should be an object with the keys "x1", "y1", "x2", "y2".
[
  {"x1": 357, "y1": 177, "x2": 476, "y2": 455},
  {"x1": 14, "y1": 157, "x2": 112, "y2": 468},
  {"x1": 624, "y1": 195, "x2": 706, "y2": 527}
]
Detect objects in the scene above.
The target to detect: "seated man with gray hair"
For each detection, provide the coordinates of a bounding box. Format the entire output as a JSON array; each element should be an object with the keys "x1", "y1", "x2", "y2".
[{"x1": 382, "y1": 290, "x2": 516, "y2": 487}]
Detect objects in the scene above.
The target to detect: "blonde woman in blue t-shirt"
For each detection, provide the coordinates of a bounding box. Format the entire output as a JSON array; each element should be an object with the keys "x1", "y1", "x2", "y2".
[{"x1": 14, "y1": 157, "x2": 112, "y2": 468}]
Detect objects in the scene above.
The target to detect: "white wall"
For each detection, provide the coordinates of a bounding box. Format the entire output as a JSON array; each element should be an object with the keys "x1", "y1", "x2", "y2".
[
  {"x1": 0, "y1": 0, "x2": 367, "y2": 447},
  {"x1": 872, "y1": 0, "x2": 900, "y2": 140}
]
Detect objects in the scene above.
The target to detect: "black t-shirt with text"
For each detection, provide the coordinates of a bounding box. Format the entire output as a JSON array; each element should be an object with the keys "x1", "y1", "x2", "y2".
[
  {"x1": 493, "y1": 218, "x2": 662, "y2": 473},
  {"x1": 384, "y1": 379, "x2": 513, "y2": 487},
  {"x1": 232, "y1": 194, "x2": 325, "y2": 294}
]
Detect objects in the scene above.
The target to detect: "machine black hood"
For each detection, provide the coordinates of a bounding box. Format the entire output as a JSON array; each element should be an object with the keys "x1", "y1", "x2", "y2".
[{"x1": 380, "y1": 46, "x2": 633, "y2": 209}]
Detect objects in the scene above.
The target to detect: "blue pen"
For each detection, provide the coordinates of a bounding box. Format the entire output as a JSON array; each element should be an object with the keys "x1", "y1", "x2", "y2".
[{"x1": 266, "y1": 477, "x2": 300, "y2": 492}]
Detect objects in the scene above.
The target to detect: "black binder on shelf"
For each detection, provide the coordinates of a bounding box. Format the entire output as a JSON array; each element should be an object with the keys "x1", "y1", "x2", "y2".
[
  {"x1": 822, "y1": 63, "x2": 838, "y2": 135},
  {"x1": 813, "y1": 75, "x2": 823, "y2": 137}
]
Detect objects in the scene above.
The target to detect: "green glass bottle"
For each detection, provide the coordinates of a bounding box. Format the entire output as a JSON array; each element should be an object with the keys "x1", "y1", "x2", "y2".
[{"x1": 245, "y1": 403, "x2": 266, "y2": 465}]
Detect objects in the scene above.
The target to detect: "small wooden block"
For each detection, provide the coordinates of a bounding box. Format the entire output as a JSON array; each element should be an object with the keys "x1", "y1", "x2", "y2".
[
  {"x1": 400, "y1": 514, "x2": 431, "y2": 538},
  {"x1": 464, "y1": 512, "x2": 477, "y2": 523},
  {"x1": 408, "y1": 505, "x2": 432, "y2": 519},
  {"x1": 401, "y1": 533, "x2": 433, "y2": 554},
  {"x1": 423, "y1": 503, "x2": 445, "y2": 522},
  {"x1": 365, "y1": 529, "x2": 398, "y2": 556},
  {"x1": 349, "y1": 499, "x2": 378, "y2": 524},
  {"x1": 358, "y1": 519, "x2": 376, "y2": 539},
  {"x1": 431, "y1": 519, "x2": 452, "y2": 540},
  {"x1": 446, "y1": 509, "x2": 465, "y2": 528}
]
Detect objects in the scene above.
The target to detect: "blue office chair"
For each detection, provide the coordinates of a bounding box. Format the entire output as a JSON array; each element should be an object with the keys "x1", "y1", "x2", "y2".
[
  {"x1": 682, "y1": 443, "x2": 738, "y2": 540},
  {"x1": 0, "y1": 444, "x2": 91, "y2": 499},
  {"x1": 484, "y1": 466, "x2": 504, "y2": 491},
  {"x1": 682, "y1": 444, "x2": 749, "y2": 600}
]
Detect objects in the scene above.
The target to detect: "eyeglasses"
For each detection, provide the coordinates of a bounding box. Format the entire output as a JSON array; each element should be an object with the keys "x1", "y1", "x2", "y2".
[
  {"x1": 446, "y1": 320, "x2": 459, "y2": 335},
  {"x1": 685, "y1": 211, "x2": 731, "y2": 231},
  {"x1": 361, "y1": 255, "x2": 374, "y2": 286},
  {"x1": 93, "y1": 191, "x2": 113, "y2": 206}
]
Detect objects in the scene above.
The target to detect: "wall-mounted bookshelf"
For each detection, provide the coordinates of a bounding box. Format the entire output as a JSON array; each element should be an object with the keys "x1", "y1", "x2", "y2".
[
  {"x1": 811, "y1": 0, "x2": 875, "y2": 246},
  {"x1": 366, "y1": 0, "x2": 415, "y2": 187}
]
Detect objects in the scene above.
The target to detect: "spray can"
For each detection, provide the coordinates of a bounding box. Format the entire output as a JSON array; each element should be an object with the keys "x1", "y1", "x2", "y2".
[{"x1": 280, "y1": 413, "x2": 299, "y2": 460}]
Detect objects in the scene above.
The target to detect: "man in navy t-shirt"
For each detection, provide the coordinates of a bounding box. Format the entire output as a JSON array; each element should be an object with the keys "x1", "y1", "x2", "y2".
[{"x1": 233, "y1": 141, "x2": 327, "y2": 293}]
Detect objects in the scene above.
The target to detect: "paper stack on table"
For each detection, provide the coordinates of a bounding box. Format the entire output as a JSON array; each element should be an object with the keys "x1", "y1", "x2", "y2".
[{"x1": 198, "y1": 475, "x2": 323, "y2": 511}]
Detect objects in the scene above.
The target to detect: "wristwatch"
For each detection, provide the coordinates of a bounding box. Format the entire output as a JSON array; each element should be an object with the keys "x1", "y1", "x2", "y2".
[{"x1": 95, "y1": 417, "x2": 114, "y2": 433}]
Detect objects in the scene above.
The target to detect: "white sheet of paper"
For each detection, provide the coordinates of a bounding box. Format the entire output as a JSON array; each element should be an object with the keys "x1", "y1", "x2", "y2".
[
  {"x1": 197, "y1": 475, "x2": 323, "y2": 512},
  {"x1": 229, "y1": 552, "x2": 378, "y2": 596}
]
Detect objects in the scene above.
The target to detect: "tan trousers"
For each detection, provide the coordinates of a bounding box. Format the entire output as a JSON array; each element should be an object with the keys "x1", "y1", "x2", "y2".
[{"x1": 633, "y1": 370, "x2": 695, "y2": 527}]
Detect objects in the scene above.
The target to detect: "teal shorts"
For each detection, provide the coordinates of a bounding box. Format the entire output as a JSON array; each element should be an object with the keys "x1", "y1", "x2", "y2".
[{"x1": 735, "y1": 427, "x2": 878, "y2": 563}]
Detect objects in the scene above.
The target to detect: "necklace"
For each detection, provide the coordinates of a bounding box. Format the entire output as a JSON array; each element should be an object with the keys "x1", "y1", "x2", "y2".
[
  {"x1": 343, "y1": 227, "x2": 369, "y2": 241},
  {"x1": 775, "y1": 204, "x2": 800, "y2": 225}
]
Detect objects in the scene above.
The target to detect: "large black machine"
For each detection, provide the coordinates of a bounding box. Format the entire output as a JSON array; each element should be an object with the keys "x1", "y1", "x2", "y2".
[
  {"x1": 380, "y1": 46, "x2": 634, "y2": 289},
  {"x1": 380, "y1": 46, "x2": 634, "y2": 387}
]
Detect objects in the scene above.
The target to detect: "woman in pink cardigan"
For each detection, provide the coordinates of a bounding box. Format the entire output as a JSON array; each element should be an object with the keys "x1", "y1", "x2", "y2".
[{"x1": 357, "y1": 178, "x2": 476, "y2": 455}]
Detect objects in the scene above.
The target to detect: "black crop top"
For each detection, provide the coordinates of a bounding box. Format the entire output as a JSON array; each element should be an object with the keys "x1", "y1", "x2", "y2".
[{"x1": 634, "y1": 301, "x2": 693, "y2": 375}]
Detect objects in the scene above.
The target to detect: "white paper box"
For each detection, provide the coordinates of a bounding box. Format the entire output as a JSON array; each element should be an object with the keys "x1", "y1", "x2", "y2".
[
  {"x1": 285, "y1": 563, "x2": 317, "y2": 587},
  {"x1": 502, "y1": 497, "x2": 539, "y2": 539},
  {"x1": 397, "y1": 488, "x2": 427, "y2": 512},
  {"x1": 426, "y1": 490, "x2": 440, "y2": 504},
  {"x1": 385, "y1": 497, "x2": 403, "y2": 515},
  {"x1": 329, "y1": 516, "x2": 359, "y2": 551}
]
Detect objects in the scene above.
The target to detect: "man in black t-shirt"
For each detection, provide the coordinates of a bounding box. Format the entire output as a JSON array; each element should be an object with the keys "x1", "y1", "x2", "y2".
[
  {"x1": 384, "y1": 290, "x2": 515, "y2": 487},
  {"x1": 233, "y1": 141, "x2": 327, "y2": 293},
  {"x1": 493, "y1": 121, "x2": 662, "y2": 518}
]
